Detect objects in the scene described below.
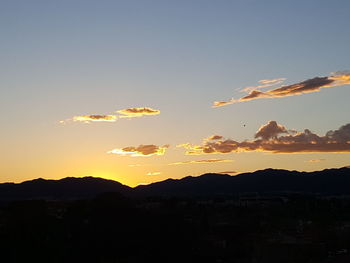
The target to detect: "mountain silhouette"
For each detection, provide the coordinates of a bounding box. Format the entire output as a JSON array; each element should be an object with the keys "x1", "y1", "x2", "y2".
[
  {"x1": 135, "y1": 167, "x2": 350, "y2": 197},
  {"x1": 1, "y1": 167, "x2": 350, "y2": 200},
  {"x1": 0, "y1": 177, "x2": 131, "y2": 200}
]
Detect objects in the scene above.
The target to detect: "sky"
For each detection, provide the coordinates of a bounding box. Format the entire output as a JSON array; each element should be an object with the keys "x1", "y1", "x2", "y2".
[{"x1": 1, "y1": 0, "x2": 350, "y2": 187}]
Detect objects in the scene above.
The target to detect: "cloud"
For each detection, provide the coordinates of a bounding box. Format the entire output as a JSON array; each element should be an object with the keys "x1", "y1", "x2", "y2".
[
  {"x1": 217, "y1": 171, "x2": 237, "y2": 174},
  {"x1": 117, "y1": 107, "x2": 160, "y2": 118},
  {"x1": 241, "y1": 78, "x2": 286, "y2": 93},
  {"x1": 326, "y1": 123, "x2": 350, "y2": 143},
  {"x1": 213, "y1": 72, "x2": 350, "y2": 107},
  {"x1": 206, "y1": 135, "x2": 224, "y2": 141},
  {"x1": 61, "y1": 106, "x2": 160, "y2": 124},
  {"x1": 108, "y1": 144, "x2": 169, "y2": 157},
  {"x1": 307, "y1": 159, "x2": 326, "y2": 163},
  {"x1": 254, "y1": 121, "x2": 288, "y2": 140},
  {"x1": 169, "y1": 159, "x2": 233, "y2": 165},
  {"x1": 258, "y1": 78, "x2": 287, "y2": 85},
  {"x1": 178, "y1": 121, "x2": 350, "y2": 154},
  {"x1": 60, "y1": 115, "x2": 118, "y2": 124},
  {"x1": 213, "y1": 98, "x2": 237, "y2": 107},
  {"x1": 146, "y1": 172, "x2": 161, "y2": 175}
]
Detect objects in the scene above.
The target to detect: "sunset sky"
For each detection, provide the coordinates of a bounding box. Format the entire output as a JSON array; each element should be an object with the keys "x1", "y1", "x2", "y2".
[{"x1": 1, "y1": 0, "x2": 350, "y2": 186}]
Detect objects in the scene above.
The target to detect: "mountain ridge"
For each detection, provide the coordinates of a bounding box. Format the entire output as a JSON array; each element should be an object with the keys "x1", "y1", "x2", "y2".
[{"x1": 1, "y1": 167, "x2": 350, "y2": 200}]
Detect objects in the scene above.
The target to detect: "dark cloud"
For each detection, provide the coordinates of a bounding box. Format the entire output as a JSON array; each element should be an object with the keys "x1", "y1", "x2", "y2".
[
  {"x1": 266, "y1": 77, "x2": 333, "y2": 97},
  {"x1": 108, "y1": 144, "x2": 169, "y2": 157},
  {"x1": 117, "y1": 107, "x2": 160, "y2": 118},
  {"x1": 255, "y1": 121, "x2": 288, "y2": 140},
  {"x1": 179, "y1": 121, "x2": 350, "y2": 154},
  {"x1": 213, "y1": 73, "x2": 350, "y2": 107},
  {"x1": 206, "y1": 135, "x2": 224, "y2": 140},
  {"x1": 326, "y1": 123, "x2": 350, "y2": 143}
]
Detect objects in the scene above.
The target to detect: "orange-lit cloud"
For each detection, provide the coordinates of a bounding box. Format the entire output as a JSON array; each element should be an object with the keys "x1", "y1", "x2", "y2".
[
  {"x1": 146, "y1": 172, "x2": 161, "y2": 175},
  {"x1": 61, "y1": 107, "x2": 160, "y2": 124},
  {"x1": 213, "y1": 98, "x2": 237, "y2": 107},
  {"x1": 259, "y1": 78, "x2": 287, "y2": 85},
  {"x1": 213, "y1": 72, "x2": 350, "y2": 107},
  {"x1": 217, "y1": 171, "x2": 237, "y2": 175},
  {"x1": 117, "y1": 107, "x2": 160, "y2": 118},
  {"x1": 255, "y1": 121, "x2": 288, "y2": 140},
  {"x1": 241, "y1": 78, "x2": 286, "y2": 93},
  {"x1": 307, "y1": 159, "x2": 326, "y2": 163},
  {"x1": 60, "y1": 115, "x2": 118, "y2": 124},
  {"x1": 108, "y1": 144, "x2": 169, "y2": 157},
  {"x1": 179, "y1": 121, "x2": 350, "y2": 154},
  {"x1": 206, "y1": 135, "x2": 224, "y2": 141},
  {"x1": 169, "y1": 159, "x2": 233, "y2": 165}
]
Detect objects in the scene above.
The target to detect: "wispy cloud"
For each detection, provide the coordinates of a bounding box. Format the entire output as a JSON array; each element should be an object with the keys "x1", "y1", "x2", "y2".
[
  {"x1": 240, "y1": 78, "x2": 286, "y2": 93},
  {"x1": 258, "y1": 78, "x2": 287, "y2": 85},
  {"x1": 146, "y1": 172, "x2": 161, "y2": 175},
  {"x1": 213, "y1": 72, "x2": 350, "y2": 107},
  {"x1": 117, "y1": 107, "x2": 160, "y2": 118},
  {"x1": 108, "y1": 144, "x2": 169, "y2": 157},
  {"x1": 169, "y1": 159, "x2": 233, "y2": 165},
  {"x1": 178, "y1": 121, "x2": 350, "y2": 154},
  {"x1": 306, "y1": 159, "x2": 326, "y2": 163},
  {"x1": 61, "y1": 107, "x2": 160, "y2": 124},
  {"x1": 60, "y1": 115, "x2": 118, "y2": 124},
  {"x1": 212, "y1": 98, "x2": 237, "y2": 108},
  {"x1": 217, "y1": 171, "x2": 237, "y2": 175},
  {"x1": 206, "y1": 135, "x2": 224, "y2": 141}
]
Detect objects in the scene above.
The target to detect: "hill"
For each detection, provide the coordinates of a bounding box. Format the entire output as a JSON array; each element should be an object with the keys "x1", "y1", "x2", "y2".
[
  {"x1": 1, "y1": 167, "x2": 350, "y2": 200},
  {"x1": 0, "y1": 177, "x2": 131, "y2": 201},
  {"x1": 135, "y1": 167, "x2": 350, "y2": 197}
]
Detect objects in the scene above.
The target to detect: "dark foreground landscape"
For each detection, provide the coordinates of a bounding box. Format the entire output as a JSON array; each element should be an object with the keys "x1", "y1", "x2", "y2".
[{"x1": 1, "y1": 167, "x2": 350, "y2": 262}]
